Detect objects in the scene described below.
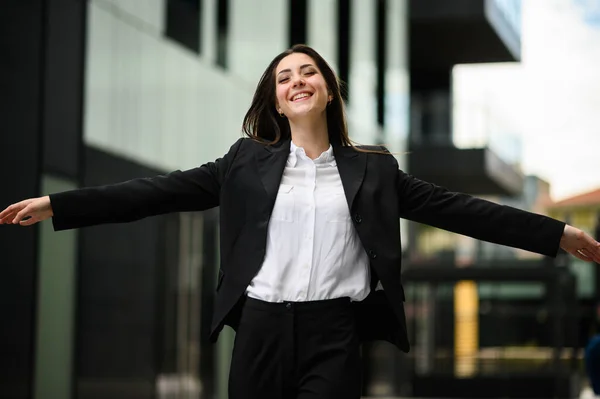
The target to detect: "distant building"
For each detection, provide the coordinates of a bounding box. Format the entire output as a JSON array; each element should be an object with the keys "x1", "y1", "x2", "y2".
[{"x1": 548, "y1": 187, "x2": 600, "y2": 234}]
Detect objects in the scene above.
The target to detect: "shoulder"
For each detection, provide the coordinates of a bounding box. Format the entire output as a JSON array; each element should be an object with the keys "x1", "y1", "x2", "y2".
[
  {"x1": 356, "y1": 144, "x2": 390, "y2": 153},
  {"x1": 227, "y1": 136, "x2": 258, "y2": 154},
  {"x1": 236, "y1": 136, "x2": 278, "y2": 150},
  {"x1": 355, "y1": 144, "x2": 395, "y2": 160},
  {"x1": 225, "y1": 136, "x2": 281, "y2": 160},
  {"x1": 353, "y1": 144, "x2": 399, "y2": 170}
]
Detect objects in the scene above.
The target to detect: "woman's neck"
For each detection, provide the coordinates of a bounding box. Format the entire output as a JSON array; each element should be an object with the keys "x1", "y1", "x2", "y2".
[{"x1": 289, "y1": 116, "x2": 330, "y2": 159}]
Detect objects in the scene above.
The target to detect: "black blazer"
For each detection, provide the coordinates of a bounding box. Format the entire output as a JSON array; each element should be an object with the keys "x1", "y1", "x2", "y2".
[{"x1": 50, "y1": 138, "x2": 565, "y2": 352}]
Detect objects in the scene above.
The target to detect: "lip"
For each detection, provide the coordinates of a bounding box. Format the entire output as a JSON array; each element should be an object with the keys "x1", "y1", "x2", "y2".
[{"x1": 289, "y1": 91, "x2": 313, "y2": 102}]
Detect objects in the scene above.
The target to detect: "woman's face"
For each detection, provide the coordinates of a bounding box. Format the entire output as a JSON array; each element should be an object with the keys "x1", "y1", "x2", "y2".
[{"x1": 274, "y1": 52, "x2": 331, "y2": 121}]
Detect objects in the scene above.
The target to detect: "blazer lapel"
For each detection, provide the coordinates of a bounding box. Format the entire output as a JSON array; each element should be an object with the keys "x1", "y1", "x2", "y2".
[
  {"x1": 255, "y1": 139, "x2": 291, "y2": 205},
  {"x1": 333, "y1": 145, "x2": 367, "y2": 211},
  {"x1": 254, "y1": 140, "x2": 366, "y2": 212}
]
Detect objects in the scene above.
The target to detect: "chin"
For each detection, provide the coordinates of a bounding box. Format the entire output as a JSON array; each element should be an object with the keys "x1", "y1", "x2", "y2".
[{"x1": 287, "y1": 105, "x2": 326, "y2": 119}]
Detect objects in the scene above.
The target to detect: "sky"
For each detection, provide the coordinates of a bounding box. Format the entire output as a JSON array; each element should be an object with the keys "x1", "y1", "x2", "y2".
[{"x1": 453, "y1": 0, "x2": 600, "y2": 201}]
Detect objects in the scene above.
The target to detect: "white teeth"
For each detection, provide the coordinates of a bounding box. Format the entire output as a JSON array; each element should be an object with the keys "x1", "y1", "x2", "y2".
[{"x1": 292, "y1": 93, "x2": 311, "y2": 101}]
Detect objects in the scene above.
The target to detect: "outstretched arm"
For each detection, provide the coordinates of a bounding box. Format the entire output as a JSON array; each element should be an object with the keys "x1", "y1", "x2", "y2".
[
  {"x1": 396, "y1": 168, "x2": 600, "y2": 262},
  {"x1": 0, "y1": 138, "x2": 244, "y2": 230}
]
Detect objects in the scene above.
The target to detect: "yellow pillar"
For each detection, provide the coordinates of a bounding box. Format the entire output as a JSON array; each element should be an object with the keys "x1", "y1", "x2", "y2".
[{"x1": 454, "y1": 281, "x2": 479, "y2": 377}]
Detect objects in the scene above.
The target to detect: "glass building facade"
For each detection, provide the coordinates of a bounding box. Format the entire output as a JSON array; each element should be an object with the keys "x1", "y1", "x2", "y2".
[{"x1": 1, "y1": 1, "x2": 409, "y2": 398}]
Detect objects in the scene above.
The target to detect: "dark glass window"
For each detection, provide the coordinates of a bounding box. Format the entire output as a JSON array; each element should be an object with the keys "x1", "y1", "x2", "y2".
[
  {"x1": 376, "y1": 0, "x2": 387, "y2": 127},
  {"x1": 289, "y1": 0, "x2": 308, "y2": 46},
  {"x1": 337, "y1": 0, "x2": 351, "y2": 102},
  {"x1": 216, "y1": 0, "x2": 229, "y2": 68},
  {"x1": 165, "y1": 0, "x2": 202, "y2": 53}
]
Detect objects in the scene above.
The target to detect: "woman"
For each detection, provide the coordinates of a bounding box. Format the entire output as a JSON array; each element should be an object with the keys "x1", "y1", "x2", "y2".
[{"x1": 1, "y1": 44, "x2": 599, "y2": 399}]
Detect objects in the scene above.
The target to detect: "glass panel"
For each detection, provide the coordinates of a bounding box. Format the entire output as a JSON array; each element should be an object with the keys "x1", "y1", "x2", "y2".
[
  {"x1": 157, "y1": 212, "x2": 203, "y2": 398},
  {"x1": 214, "y1": 223, "x2": 235, "y2": 399},
  {"x1": 405, "y1": 280, "x2": 576, "y2": 377},
  {"x1": 490, "y1": 0, "x2": 522, "y2": 36},
  {"x1": 570, "y1": 259, "x2": 595, "y2": 298},
  {"x1": 34, "y1": 175, "x2": 77, "y2": 399}
]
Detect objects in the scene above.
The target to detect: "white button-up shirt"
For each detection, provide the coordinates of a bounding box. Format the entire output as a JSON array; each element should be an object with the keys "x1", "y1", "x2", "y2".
[{"x1": 246, "y1": 141, "x2": 371, "y2": 303}]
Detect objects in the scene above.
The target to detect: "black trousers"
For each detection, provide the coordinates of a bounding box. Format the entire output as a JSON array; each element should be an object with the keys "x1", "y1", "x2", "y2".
[{"x1": 228, "y1": 296, "x2": 362, "y2": 399}]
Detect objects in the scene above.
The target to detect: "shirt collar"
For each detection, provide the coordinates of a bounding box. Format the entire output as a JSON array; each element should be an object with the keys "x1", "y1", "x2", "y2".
[{"x1": 288, "y1": 141, "x2": 336, "y2": 167}]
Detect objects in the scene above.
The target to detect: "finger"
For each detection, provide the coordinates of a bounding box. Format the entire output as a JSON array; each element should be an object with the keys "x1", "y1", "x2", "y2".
[
  {"x1": 572, "y1": 231, "x2": 600, "y2": 261},
  {"x1": 1, "y1": 202, "x2": 29, "y2": 223},
  {"x1": 0, "y1": 210, "x2": 18, "y2": 224},
  {"x1": 573, "y1": 249, "x2": 592, "y2": 262},
  {"x1": 0, "y1": 204, "x2": 16, "y2": 221},
  {"x1": 576, "y1": 248, "x2": 600, "y2": 263},
  {"x1": 581, "y1": 238, "x2": 600, "y2": 262},
  {"x1": 583, "y1": 247, "x2": 600, "y2": 264},
  {"x1": 13, "y1": 206, "x2": 31, "y2": 224},
  {"x1": 20, "y1": 216, "x2": 38, "y2": 227}
]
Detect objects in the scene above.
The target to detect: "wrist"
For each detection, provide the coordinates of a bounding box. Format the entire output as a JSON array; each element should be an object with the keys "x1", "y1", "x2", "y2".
[
  {"x1": 560, "y1": 224, "x2": 571, "y2": 248},
  {"x1": 43, "y1": 195, "x2": 54, "y2": 217}
]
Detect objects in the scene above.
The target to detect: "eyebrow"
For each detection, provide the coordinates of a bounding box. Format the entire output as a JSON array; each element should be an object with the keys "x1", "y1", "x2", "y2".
[{"x1": 276, "y1": 64, "x2": 315, "y2": 76}]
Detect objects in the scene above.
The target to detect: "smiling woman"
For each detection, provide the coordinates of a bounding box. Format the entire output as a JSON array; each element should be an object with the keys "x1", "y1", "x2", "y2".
[
  {"x1": 273, "y1": 53, "x2": 333, "y2": 158},
  {"x1": 275, "y1": 57, "x2": 331, "y2": 113},
  {"x1": 1, "y1": 44, "x2": 599, "y2": 399},
  {"x1": 242, "y1": 44, "x2": 351, "y2": 156}
]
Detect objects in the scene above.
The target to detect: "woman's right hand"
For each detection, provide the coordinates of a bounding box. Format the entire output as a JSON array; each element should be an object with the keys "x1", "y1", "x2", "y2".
[{"x1": 0, "y1": 196, "x2": 54, "y2": 226}]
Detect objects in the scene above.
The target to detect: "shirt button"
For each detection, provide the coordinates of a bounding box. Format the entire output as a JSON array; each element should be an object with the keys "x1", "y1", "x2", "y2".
[
  {"x1": 286, "y1": 303, "x2": 292, "y2": 309},
  {"x1": 354, "y1": 214, "x2": 362, "y2": 223},
  {"x1": 368, "y1": 250, "x2": 377, "y2": 259}
]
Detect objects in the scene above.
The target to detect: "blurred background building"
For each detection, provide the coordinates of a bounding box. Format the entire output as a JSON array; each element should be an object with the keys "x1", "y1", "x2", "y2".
[{"x1": 1, "y1": 0, "x2": 600, "y2": 398}]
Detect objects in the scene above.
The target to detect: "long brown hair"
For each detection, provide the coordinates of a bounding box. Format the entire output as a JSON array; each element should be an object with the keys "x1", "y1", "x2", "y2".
[{"x1": 242, "y1": 44, "x2": 351, "y2": 147}]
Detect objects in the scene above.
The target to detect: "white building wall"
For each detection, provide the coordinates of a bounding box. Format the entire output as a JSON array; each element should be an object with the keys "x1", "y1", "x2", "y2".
[
  {"x1": 99, "y1": 0, "x2": 166, "y2": 32},
  {"x1": 307, "y1": 0, "x2": 338, "y2": 72},
  {"x1": 228, "y1": 0, "x2": 288, "y2": 85},
  {"x1": 202, "y1": 0, "x2": 217, "y2": 65},
  {"x1": 385, "y1": 0, "x2": 410, "y2": 166},
  {"x1": 84, "y1": 0, "x2": 408, "y2": 173},
  {"x1": 347, "y1": 0, "x2": 380, "y2": 146},
  {"x1": 84, "y1": 0, "x2": 276, "y2": 172},
  {"x1": 385, "y1": 0, "x2": 410, "y2": 249}
]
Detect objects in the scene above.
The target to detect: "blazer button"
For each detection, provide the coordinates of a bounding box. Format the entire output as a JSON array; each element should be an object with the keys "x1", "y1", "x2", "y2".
[
  {"x1": 354, "y1": 214, "x2": 362, "y2": 224},
  {"x1": 368, "y1": 250, "x2": 377, "y2": 259}
]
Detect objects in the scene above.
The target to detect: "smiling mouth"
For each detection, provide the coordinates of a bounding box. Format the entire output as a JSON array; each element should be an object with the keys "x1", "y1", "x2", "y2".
[{"x1": 291, "y1": 93, "x2": 312, "y2": 102}]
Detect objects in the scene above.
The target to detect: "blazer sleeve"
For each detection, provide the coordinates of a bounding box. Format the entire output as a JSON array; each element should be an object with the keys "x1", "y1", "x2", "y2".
[
  {"x1": 50, "y1": 138, "x2": 244, "y2": 231},
  {"x1": 396, "y1": 168, "x2": 565, "y2": 257}
]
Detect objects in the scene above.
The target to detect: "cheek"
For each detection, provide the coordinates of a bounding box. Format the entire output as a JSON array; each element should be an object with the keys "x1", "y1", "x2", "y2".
[
  {"x1": 275, "y1": 87, "x2": 287, "y2": 107},
  {"x1": 312, "y1": 80, "x2": 329, "y2": 100}
]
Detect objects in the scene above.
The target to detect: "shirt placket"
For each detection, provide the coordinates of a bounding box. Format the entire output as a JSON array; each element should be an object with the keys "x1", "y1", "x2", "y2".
[{"x1": 300, "y1": 158, "x2": 317, "y2": 301}]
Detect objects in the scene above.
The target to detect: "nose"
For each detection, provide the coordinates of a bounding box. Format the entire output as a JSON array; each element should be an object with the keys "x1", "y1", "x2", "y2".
[{"x1": 291, "y1": 74, "x2": 305, "y2": 88}]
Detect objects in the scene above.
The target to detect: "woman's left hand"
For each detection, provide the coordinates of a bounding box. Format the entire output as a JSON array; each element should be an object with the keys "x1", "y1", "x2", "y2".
[{"x1": 560, "y1": 224, "x2": 600, "y2": 263}]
